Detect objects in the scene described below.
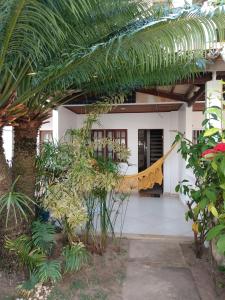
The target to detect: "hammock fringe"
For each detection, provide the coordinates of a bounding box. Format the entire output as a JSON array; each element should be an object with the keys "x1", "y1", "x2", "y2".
[{"x1": 116, "y1": 143, "x2": 177, "y2": 193}]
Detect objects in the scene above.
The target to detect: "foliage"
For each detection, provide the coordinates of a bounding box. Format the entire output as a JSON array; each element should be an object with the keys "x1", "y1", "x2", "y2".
[
  {"x1": 0, "y1": 177, "x2": 35, "y2": 227},
  {"x1": 1, "y1": 1, "x2": 225, "y2": 130},
  {"x1": 34, "y1": 260, "x2": 62, "y2": 283},
  {"x1": 62, "y1": 243, "x2": 89, "y2": 273},
  {"x1": 41, "y1": 102, "x2": 130, "y2": 245},
  {"x1": 176, "y1": 86, "x2": 225, "y2": 257},
  {"x1": 84, "y1": 190, "x2": 129, "y2": 252},
  {"x1": 31, "y1": 220, "x2": 56, "y2": 255},
  {"x1": 36, "y1": 141, "x2": 74, "y2": 186},
  {"x1": 5, "y1": 235, "x2": 46, "y2": 271},
  {"x1": 6, "y1": 220, "x2": 88, "y2": 292}
]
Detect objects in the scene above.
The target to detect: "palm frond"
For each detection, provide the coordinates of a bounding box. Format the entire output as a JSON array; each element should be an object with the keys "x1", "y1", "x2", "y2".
[
  {"x1": 5, "y1": 235, "x2": 46, "y2": 270},
  {"x1": 17, "y1": 273, "x2": 40, "y2": 295},
  {"x1": 0, "y1": 0, "x2": 67, "y2": 68},
  {"x1": 31, "y1": 220, "x2": 56, "y2": 254},
  {"x1": 0, "y1": 177, "x2": 35, "y2": 227},
  {"x1": 17, "y1": 4, "x2": 225, "y2": 103},
  {"x1": 35, "y1": 260, "x2": 62, "y2": 283},
  {"x1": 1, "y1": 1, "x2": 225, "y2": 126}
]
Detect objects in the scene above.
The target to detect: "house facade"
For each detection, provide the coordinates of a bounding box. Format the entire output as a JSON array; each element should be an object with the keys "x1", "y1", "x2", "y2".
[{"x1": 3, "y1": 56, "x2": 225, "y2": 203}]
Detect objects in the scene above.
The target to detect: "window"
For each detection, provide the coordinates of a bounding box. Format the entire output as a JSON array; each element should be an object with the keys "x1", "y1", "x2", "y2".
[
  {"x1": 192, "y1": 130, "x2": 203, "y2": 144},
  {"x1": 91, "y1": 129, "x2": 127, "y2": 161},
  {"x1": 39, "y1": 130, "x2": 53, "y2": 145}
]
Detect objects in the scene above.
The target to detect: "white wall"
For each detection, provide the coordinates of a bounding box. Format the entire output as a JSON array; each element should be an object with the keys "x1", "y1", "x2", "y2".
[
  {"x1": 40, "y1": 116, "x2": 53, "y2": 131},
  {"x1": 76, "y1": 111, "x2": 180, "y2": 194},
  {"x1": 58, "y1": 107, "x2": 78, "y2": 140},
  {"x1": 2, "y1": 126, "x2": 13, "y2": 164},
  {"x1": 192, "y1": 111, "x2": 204, "y2": 130}
]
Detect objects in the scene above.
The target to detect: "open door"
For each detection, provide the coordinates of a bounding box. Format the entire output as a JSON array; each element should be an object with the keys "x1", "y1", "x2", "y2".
[{"x1": 138, "y1": 129, "x2": 163, "y2": 196}]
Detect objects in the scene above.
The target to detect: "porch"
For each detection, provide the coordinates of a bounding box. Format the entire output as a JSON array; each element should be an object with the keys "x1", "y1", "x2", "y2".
[{"x1": 115, "y1": 193, "x2": 192, "y2": 237}]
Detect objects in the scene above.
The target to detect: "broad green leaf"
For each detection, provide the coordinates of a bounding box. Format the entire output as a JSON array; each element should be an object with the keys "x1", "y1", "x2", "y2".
[
  {"x1": 205, "y1": 107, "x2": 221, "y2": 117},
  {"x1": 217, "y1": 235, "x2": 225, "y2": 254},
  {"x1": 204, "y1": 128, "x2": 220, "y2": 137},
  {"x1": 211, "y1": 160, "x2": 218, "y2": 171},
  {"x1": 206, "y1": 224, "x2": 225, "y2": 241},
  {"x1": 202, "y1": 119, "x2": 209, "y2": 127},
  {"x1": 193, "y1": 205, "x2": 200, "y2": 217},
  {"x1": 205, "y1": 189, "x2": 217, "y2": 202},
  {"x1": 199, "y1": 198, "x2": 208, "y2": 210},
  {"x1": 175, "y1": 185, "x2": 180, "y2": 193},
  {"x1": 220, "y1": 183, "x2": 225, "y2": 190},
  {"x1": 220, "y1": 158, "x2": 225, "y2": 176}
]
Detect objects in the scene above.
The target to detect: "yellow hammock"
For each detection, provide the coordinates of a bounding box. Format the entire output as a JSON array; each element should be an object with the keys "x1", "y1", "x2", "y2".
[{"x1": 116, "y1": 143, "x2": 177, "y2": 193}]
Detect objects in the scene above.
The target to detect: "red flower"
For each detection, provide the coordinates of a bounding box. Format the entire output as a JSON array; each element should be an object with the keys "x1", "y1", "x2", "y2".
[
  {"x1": 201, "y1": 149, "x2": 215, "y2": 158},
  {"x1": 213, "y1": 143, "x2": 225, "y2": 152}
]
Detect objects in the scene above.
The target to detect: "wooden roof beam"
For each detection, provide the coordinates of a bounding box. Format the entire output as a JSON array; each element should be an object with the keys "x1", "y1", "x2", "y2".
[
  {"x1": 137, "y1": 88, "x2": 188, "y2": 102},
  {"x1": 184, "y1": 85, "x2": 195, "y2": 99},
  {"x1": 188, "y1": 86, "x2": 205, "y2": 106}
]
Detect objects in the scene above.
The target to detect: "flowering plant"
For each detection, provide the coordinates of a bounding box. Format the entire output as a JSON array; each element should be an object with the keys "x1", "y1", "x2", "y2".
[{"x1": 176, "y1": 96, "x2": 225, "y2": 258}]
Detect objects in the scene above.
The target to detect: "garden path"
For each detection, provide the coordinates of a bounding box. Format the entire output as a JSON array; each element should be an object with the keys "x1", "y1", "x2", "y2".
[{"x1": 122, "y1": 236, "x2": 217, "y2": 300}]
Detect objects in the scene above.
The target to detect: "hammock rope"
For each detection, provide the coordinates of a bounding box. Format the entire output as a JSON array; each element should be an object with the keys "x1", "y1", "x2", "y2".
[{"x1": 116, "y1": 143, "x2": 177, "y2": 193}]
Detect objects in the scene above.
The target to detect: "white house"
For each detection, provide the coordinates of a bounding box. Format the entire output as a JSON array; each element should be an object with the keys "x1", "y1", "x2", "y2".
[{"x1": 37, "y1": 56, "x2": 224, "y2": 200}]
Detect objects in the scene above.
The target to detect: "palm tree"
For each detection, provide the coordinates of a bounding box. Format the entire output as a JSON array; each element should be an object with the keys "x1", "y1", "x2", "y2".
[
  {"x1": 0, "y1": 0, "x2": 151, "y2": 198},
  {"x1": 1, "y1": 0, "x2": 225, "y2": 200}
]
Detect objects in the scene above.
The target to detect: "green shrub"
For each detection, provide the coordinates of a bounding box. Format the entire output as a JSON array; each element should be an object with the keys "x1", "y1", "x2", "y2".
[{"x1": 63, "y1": 242, "x2": 89, "y2": 273}]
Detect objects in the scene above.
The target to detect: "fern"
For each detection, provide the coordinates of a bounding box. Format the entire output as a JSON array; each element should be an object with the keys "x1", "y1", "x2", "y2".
[
  {"x1": 62, "y1": 242, "x2": 89, "y2": 273},
  {"x1": 31, "y1": 220, "x2": 55, "y2": 254},
  {"x1": 35, "y1": 260, "x2": 62, "y2": 283}
]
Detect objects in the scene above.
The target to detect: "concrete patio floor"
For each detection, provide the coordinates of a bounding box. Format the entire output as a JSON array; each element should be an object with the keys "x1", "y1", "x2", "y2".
[
  {"x1": 122, "y1": 237, "x2": 217, "y2": 300},
  {"x1": 116, "y1": 193, "x2": 192, "y2": 237}
]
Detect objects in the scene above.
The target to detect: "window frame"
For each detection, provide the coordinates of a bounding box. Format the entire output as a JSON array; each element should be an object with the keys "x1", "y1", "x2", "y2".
[{"x1": 91, "y1": 129, "x2": 128, "y2": 161}]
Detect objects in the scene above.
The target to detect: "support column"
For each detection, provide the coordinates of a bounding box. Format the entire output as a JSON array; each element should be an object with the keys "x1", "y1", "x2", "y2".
[
  {"x1": 52, "y1": 109, "x2": 59, "y2": 141},
  {"x1": 205, "y1": 72, "x2": 223, "y2": 130}
]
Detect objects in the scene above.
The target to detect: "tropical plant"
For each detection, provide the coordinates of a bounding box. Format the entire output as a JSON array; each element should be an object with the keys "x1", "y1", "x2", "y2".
[
  {"x1": 176, "y1": 87, "x2": 225, "y2": 258},
  {"x1": 0, "y1": 177, "x2": 35, "y2": 227},
  {"x1": 6, "y1": 220, "x2": 88, "y2": 293},
  {"x1": 34, "y1": 260, "x2": 62, "y2": 284},
  {"x1": 31, "y1": 220, "x2": 56, "y2": 255},
  {"x1": 41, "y1": 102, "x2": 130, "y2": 247},
  {"x1": 5, "y1": 235, "x2": 46, "y2": 271},
  {"x1": 62, "y1": 243, "x2": 89, "y2": 273},
  {"x1": 84, "y1": 189, "x2": 130, "y2": 253}
]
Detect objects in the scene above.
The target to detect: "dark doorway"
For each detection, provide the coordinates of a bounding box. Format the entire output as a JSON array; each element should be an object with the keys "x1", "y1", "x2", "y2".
[{"x1": 138, "y1": 129, "x2": 164, "y2": 196}]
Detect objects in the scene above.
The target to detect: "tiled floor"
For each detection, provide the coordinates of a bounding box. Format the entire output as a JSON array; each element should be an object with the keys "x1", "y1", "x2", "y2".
[{"x1": 115, "y1": 193, "x2": 192, "y2": 237}]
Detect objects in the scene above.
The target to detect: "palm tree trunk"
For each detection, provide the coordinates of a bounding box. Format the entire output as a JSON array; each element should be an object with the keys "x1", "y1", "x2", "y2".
[
  {"x1": 12, "y1": 121, "x2": 41, "y2": 199},
  {"x1": 0, "y1": 127, "x2": 15, "y2": 266}
]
